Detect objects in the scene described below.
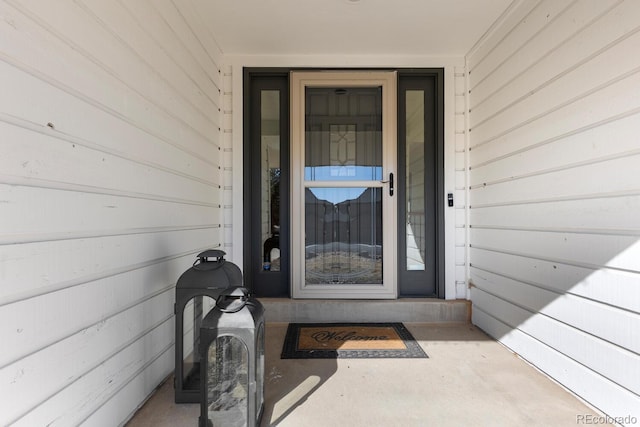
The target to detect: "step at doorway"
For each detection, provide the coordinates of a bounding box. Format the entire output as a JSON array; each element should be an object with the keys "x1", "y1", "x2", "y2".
[{"x1": 258, "y1": 299, "x2": 470, "y2": 323}]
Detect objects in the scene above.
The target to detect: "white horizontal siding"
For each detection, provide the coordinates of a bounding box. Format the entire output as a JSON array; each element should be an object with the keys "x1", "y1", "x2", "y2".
[
  {"x1": 222, "y1": 66, "x2": 235, "y2": 252},
  {"x1": 469, "y1": 234, "x2": 640, "y2": 311},
  {"x1": 454, "y1": 66, "x2": 468, "y2": 298},
  {"x1": 473, "y1": 307, "x2": 640, "y2": 419},
  {"x1": 0, "y1": 0, "x2": 223, "y2": 425},
  {"x1": 0, "y1": 229, "x2": 217, "y2": 305},
  {"x1": 0, "y1": 185, "x2": 220, "y2": 244},
  {"x1": 467, "y1": 0, "x2": 640, "y2": 423}
]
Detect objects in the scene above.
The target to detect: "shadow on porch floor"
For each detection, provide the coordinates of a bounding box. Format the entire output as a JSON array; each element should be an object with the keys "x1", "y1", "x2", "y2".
[{"x1": 126, "y1": 322, "x2": 607, "y2": 427}]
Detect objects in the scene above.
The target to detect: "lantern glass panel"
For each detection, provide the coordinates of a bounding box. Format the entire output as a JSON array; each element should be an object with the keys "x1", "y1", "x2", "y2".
[
  {"x1": 256, "y1": 323, "x2": 265, "y2": 414},
  {"x1": 182, "y1": 296, "x2": 215, "y2": 391},
  {"x1": 207, "y1": 335, "x2": 249, "y2": 427}
]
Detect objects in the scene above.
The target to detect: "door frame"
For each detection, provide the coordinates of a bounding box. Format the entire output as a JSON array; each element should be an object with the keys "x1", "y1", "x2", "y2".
[
  {"x1": 397, "y1": 69, "x2": 445, "y2": 297},
  {"x1": 242, "y1": 69, "x2": 291, "y2": 297},
  {"x1": 290, "y1": 71, "x2": 398, "y2": 299},
  {"x1": 243, "y1": 68, "x2": 445, "y2": 299}
]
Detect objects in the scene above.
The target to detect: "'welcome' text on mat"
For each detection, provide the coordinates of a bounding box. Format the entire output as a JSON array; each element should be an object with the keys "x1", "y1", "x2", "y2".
[{"x1": 281, "y1": 323, "x2": 428, "y2": 359}]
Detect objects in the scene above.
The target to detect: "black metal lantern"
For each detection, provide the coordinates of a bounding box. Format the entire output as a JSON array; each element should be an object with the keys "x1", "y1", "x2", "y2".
[
  {"x1": 174, "y1": 250, "x2": 242, "y2": 403},
  {"x1": 199, "y1": 287, "x2": 265, "y2": 427}
]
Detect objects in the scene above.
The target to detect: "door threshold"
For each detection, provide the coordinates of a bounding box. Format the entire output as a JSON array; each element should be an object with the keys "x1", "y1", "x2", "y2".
[{"x1": 257, "y1": 298, "x2": 470, "y2": 323}]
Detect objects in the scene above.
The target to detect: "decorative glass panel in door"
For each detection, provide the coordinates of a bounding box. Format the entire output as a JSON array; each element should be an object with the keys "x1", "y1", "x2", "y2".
[{"x1": 291, "y1": 72, "x2": 397, "y2": 299}]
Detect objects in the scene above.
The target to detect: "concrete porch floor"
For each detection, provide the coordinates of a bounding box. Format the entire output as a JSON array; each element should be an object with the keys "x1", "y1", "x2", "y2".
[{"x1": 126, "y1": 322, "x2": 608, "y2": 427}]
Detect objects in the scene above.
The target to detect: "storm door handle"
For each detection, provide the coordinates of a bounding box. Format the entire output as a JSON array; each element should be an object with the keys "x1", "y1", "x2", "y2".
[{"x1": 381, "y1": 173, "x2": 394, "y2": 196}]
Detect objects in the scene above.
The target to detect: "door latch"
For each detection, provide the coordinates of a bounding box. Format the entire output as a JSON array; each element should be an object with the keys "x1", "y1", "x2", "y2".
[{"x1": 380, "y1": 173, "x2": 394, "y2": 196}]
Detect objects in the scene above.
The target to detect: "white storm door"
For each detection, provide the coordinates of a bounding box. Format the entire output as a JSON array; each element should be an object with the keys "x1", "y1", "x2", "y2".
[{"x1": 291, "y1": 71, "x2": 397, "y2": 299}]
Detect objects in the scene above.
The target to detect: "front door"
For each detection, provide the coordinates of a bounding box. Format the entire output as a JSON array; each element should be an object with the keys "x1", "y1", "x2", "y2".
[
  {"x1": 290, "y1": 71, "x2": 397, "y2": 298},
  {"x1": 244, "y1": 69, "x2": 443, "y2": 299}
]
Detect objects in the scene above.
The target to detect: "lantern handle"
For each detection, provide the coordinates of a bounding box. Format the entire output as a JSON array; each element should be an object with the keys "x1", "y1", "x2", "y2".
[
  {"x1": 216, "y1": 286, "x2": 251, "y2": 313},
  {"x1": 193, "y1": 249, "x2": 226, "y2": 268}
]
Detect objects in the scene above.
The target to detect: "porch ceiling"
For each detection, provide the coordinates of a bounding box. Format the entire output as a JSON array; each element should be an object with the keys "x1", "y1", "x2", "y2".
[{"x1": 183, "y1": 0, "x2": 513, "y2": 56}]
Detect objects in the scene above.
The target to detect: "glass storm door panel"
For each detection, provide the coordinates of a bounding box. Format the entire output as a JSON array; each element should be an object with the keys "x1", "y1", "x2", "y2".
[{"x1": 291, "y1": 71, "x2": 397, "y2": 299}]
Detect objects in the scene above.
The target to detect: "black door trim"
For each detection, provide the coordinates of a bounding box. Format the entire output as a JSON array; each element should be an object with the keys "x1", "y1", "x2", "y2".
[
  {"x1": 397, "y1": 69, "x2": 445, "y2": 298},
  {"x1": 243, "y1": 68, "x2": 444, "y2": 298},
  {"x1": 243, "y1": 69, "x2": 290, "y2": 297}
]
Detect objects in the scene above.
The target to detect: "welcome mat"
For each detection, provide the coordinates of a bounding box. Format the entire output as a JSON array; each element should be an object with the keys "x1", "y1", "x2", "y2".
[{"x1": 281, "y1": 322, "x2": 428, "y2": 359}]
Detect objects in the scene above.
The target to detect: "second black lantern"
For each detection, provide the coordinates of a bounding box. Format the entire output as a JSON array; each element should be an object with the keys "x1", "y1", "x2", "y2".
[{"x1": 199, "y1": 287, "x2": 265, "y2": 427}]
